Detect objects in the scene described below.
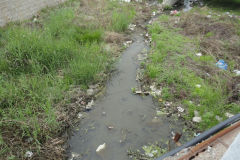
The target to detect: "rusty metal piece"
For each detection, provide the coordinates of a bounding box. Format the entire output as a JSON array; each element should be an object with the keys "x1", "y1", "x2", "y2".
[
  {"x1": 173, "y1": 132, "x2": 182, "y2": 143},
  {"x1": 177, "y1": 121, "x2": 240, "y2": 160}
]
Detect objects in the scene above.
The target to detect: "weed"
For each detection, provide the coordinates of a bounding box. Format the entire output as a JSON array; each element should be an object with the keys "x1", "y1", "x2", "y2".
[{"x1": 111, "y1": 7, "x2": 135, "y2": 32}]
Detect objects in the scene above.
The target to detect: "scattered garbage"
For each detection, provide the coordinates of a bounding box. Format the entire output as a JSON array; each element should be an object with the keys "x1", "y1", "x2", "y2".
[
  {"x1": 107, "y1": 125, "x2": 114, "y2": 130},
  {"x1": 69, "y1": 152, "x2": 81, "y2": 160},
  {"x1": 194, "y1": 110, "x2": 199, "y2": 117},
  {"x1": 150, "y1": 84, "x2": 162, "y2": 97},
  {"x1": 123, "y1": 40, "x2": 133, "y2": 47},
  {"x1": 194, "y1": 133, "x2": 201, "y2": 137},
  {"x1": 33, "y1": 18, "x2": 38, "y2": 22},
  {"x1": 128, "y1": 24, "x2": 136, "y2": 31},
  {"x1": 192, "y1": 116, "x2": 202, "y2": 123},
  {"x1": 165, "y1": 101, "x2": 172, "y2": 107},
  {"x1": 172, "y1": 132, "x2": 182, "y2": 145},
  {"x1": 195, "y1": 84, "x2": 201, "y2": 88},
  {"x1": 233, "y1": 70, "x2": 240, "y2": 76},
  {"x1": 96, "y1": 143, "x2": 106, "y2": 153},
  {"x1": 77, "y1": 113, "x2": 83, "y2": 119},
  {"x1": 177, "y1": 106, "x2": 184, "y2": 113},
  {"x1": 206, "y1": 15, "x2": 212, "y2": 18},
  {"x1": 195, "y1": 52, "x2": 202, "y2": 57},
  {"x1": 152, "y1": 11, "x2": 156, "y2": 16},
  {"x1": 87, "y1": 88, "x2": 94, "y2": 96},
  {"x1": 156, "y1": 110, "x2": 167, "y2": 116},
  {"x1": 216, "y1": 59, "x2": 228, "y2": 70},
  {"x1": 86, "y1": 100, "x2": 94, "y2": 111},
  {"x1": 25, "y1": 151, "x2": 33, "y2": 158},
  {"x1": 225, "y1": 112, "x2": 234, "y2": 118},
  {"x1": 207, "y1": 146, "x2": 212, "y2": 152},
  {"x1": 170, "y1": 10, "x2": 179, "y2": 16},
  {"x1": 215, "y1": 115, "x2": 222, "y2": 121}
]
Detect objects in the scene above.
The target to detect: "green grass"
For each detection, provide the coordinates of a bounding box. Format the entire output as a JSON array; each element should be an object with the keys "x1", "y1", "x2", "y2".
[
  {"x1": 146, "y1": 19, "x2": 240, "y2": 130},
  {"x1": 0, "y1": 0, "x2": 136, "y2": 159},
  {"x1": 111, "y1": 7, "x2": 135, "y2": 32}
]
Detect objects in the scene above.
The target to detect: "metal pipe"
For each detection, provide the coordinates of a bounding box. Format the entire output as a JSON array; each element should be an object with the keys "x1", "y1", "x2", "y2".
[{"x1": 156, "y1": 113, "x2": 240, "y2": 160}]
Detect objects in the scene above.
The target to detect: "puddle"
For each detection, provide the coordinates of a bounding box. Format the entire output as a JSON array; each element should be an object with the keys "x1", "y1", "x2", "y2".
[{"x1": 68, "y1": 33, "x2": 183, "y2": 160}]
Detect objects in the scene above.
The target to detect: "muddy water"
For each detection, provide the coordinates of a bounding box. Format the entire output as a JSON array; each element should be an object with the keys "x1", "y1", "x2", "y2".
[{"x1": 68, "y1": 33, "x2": 176, "y2": 160}]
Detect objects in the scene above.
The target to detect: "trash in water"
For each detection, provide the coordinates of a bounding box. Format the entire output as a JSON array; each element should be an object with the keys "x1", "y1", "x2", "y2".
[
  {"x1": 123, "y1": 40, "x2": 133, "y2": 46},
  {"x1": 69, "y1": 152, "x2": 81, "y2": 160},
  {"x1": 77, "y1": 113, "x2": 83, "y2": 119},
  {"x1": 216, "y1": 59, "x2": 228, "y2": 70},
  {"x1": 152, "y1": 11, "x2": 156, "y2": 16},
  {"x1": 233, "y1": 70, "x2": 240, "y2": 76},
  {"x1": 177, "y1": 106, "x2": 184, "y2": 113},
  {"x1": 86, "y1": 100, "x2": 94, "y2": 111},
  {"x1": 25, "y1": 151, "x2": 33, "y2": 158},
  {"x1": 107, "y1": 125, "x2": 114, "y2": 130},
  {"x1": 172, "y1": 132, "x2": 182, "y2": 143},
  {"x1": 156, "y1": 110, "x2": 167, "y2": 116},
  {"x1": 128, "y1": 24, "x2": 136, "y2": 31},
  {"x1": 195, "y1": 52, "x2": 202, "y2": 57},
  {"x1": 192, "y1": 116, "x2": 202, "y2": 123},
  {"x1": 170, "y1": 10, "x2": 179, "y2": 16},
  {"x1": 150, "y1": 84, "x2": 162, "y2": 97},
  {"x1": 96, "y1": 143, "x2": 106, "y2": 153}
]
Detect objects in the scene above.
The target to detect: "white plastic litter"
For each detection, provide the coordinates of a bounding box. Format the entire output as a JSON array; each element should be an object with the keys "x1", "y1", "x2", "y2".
[
  {"x1": 96, "y1": 143, "x2": 106, "y2": 153},
  {"x1": 25, "y1": 151, "x2": 33, "y2": 158}
]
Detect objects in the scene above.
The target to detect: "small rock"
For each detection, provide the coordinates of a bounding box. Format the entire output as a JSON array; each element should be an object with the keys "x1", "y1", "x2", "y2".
[
  {"x1": 192, "y1": 116, "x2": 202, "y2": 123},
  {"x1": 96, "y1": 143, "x2": 106, "y2": 153},
  {"x1": 87, "y1": 88, "x2": 94, "y2": 96},
  {"x1": 225, "y1": 112, "x2": 234, "y2": 118},
  {"x1": 25, "y1": 151, "x2": 33, "y2": 158}
]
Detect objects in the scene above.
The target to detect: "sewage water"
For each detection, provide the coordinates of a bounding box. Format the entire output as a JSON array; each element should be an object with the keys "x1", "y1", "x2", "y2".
[{"x1": 68, "y1": 33, "x2": 178, "y2": 160}]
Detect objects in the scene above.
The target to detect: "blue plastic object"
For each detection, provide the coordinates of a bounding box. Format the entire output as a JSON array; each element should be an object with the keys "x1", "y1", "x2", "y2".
[{"x1": 216, "y1": 59, "x2": 228, "y2": 70}]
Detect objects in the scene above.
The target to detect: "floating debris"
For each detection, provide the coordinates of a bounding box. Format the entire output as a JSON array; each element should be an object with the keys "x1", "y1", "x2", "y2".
[
  {"x1": 102, "y1": 111, "x2": 106, "y2": 116},
  {"x1": 123, "y1": 40, "x2": 133, "y2": 47},
  {"x1": 128, "y1": 24, "x2": 136, "y2": 31},
  {"x1": 86, "y1": 100, "x2": 94, "y2": 111},
  {"x1": 96, "y1": 143, "x2": 106, "y2": 153},
  {"x1": 77, "y1": 113, "x2": 83, "y2": 119}
]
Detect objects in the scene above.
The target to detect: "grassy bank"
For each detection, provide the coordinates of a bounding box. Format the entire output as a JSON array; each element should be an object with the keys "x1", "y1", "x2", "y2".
[
  {"x1": 0, "y1": 0, "x2": 136, "y2": 159},
  {"x1": 145, "y1": 7, "x2": 240, "y2": 131}
]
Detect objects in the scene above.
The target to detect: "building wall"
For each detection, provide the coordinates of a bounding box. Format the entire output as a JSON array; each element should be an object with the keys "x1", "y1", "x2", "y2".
[{"x1": 0, "y1": 0, "x2": 66, "y2": 26}]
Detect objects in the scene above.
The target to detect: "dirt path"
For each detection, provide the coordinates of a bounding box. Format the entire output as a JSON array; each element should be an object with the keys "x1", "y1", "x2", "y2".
[{"x1": 67, "y1": 30, "x2": 183, "y2": 159}]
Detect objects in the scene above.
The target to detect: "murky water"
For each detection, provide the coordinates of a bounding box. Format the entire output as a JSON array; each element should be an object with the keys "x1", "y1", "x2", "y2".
[{"x1": 68, "y1": 33, "x2": 179, "y2": 160}]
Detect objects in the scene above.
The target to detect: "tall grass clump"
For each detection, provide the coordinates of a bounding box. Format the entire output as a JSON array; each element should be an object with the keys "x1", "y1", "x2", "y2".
[{"x1": 111, "y1": 7, "x2": 135, "y2": 32}]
